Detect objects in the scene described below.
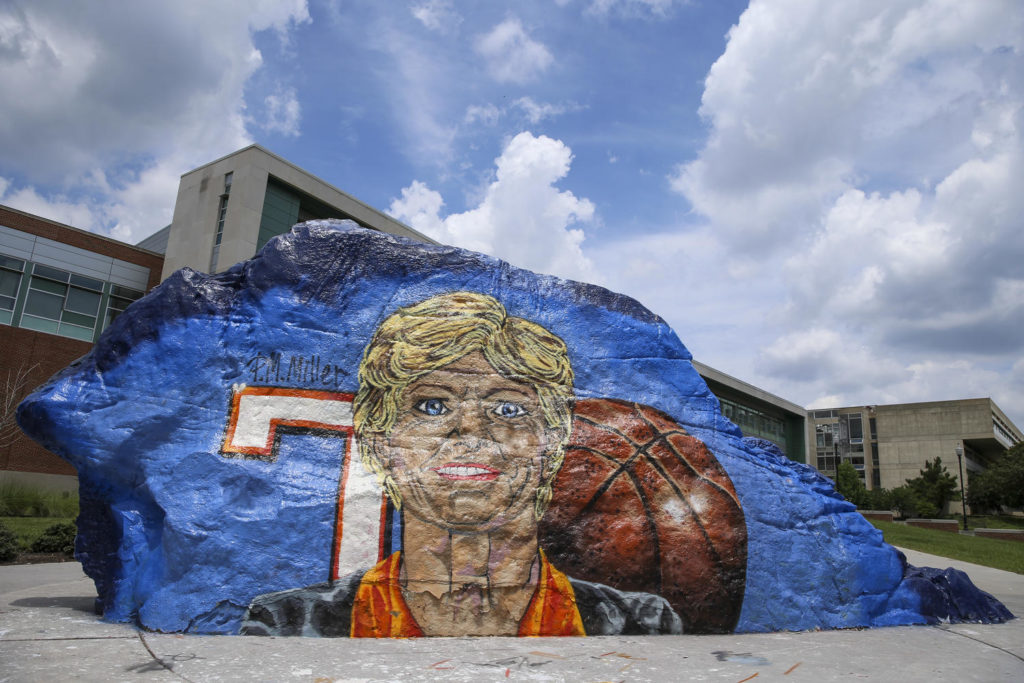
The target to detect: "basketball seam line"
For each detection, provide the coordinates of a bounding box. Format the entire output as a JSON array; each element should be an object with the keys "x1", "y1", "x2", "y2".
[
  {"x1": 570, "y1": 437, "x2": 734, "y2": 631},
  {"x1": 567, "y1": 443, "x2": 666, "y2": 597},
  {"x1": 575, "y1": 413, "x2": 740, "y2": 506},
  {"x1": 633, "y1": 404, "x2": 744, "y2": 508}
]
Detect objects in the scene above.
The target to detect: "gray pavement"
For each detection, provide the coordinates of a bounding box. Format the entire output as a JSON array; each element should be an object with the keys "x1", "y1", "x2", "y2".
[{"x1": 1, "y1": 550, "x2": 1022, "y2": 682}]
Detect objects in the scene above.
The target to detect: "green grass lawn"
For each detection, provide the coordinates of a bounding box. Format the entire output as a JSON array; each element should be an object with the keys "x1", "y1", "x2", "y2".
[
  {"x1": 870, "y1": 520, "x2": 1024, "y2": 575},
  {"x1": 0, "y1": 516, "x2": 76, "y2": 550},
  {"x1": 953, "y1": 514, "x2": 1024, "y2": 530}
]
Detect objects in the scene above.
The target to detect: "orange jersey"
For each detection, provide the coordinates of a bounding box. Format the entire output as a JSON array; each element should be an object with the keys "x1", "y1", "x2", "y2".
[{"x1": 350, "y1": 550, "x2": 586, "y2": 637}]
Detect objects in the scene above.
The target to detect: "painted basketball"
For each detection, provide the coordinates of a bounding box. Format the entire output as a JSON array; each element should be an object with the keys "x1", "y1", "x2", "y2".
[{"x1": 539, "y1": 398, "x2": 747, "y2": 634}]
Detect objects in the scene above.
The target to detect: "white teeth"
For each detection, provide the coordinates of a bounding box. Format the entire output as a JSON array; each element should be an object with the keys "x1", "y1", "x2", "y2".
[{"x1": 437, "y1": 466, "x2": 492, "y2": 476}]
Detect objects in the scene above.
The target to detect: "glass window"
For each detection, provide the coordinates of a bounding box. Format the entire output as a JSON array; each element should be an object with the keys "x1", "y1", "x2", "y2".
[
  {"x1": 58, "y1": 322, "x2": 94, "y2": 341},
  {"x1": 32, "y1": 263, "x2": 70, "y2": 282},
  {"x1": 0, "y1": 268, "x2": 21, "y2": 311},
  {"x1": 848, "y1": 415, "x2": 863, "y2": 440},
  {"x1": 20, "y1": 315, "x2": 59, "y2": 334},
  {"x1": 0, "y1": 255, "x2": 25, "y2": 271},
  {"x1": 31, "y1": 276, "x2": 67, "y2": 296},
  {"x1": 70, "y1": 274, "x2": 104, "y2": 291},
  {"x1": 19, "y1": 265, "x2": 103, "y2": 340},
  {"x1": 65, "y1": 287, "x2": 101, "y2": 316},
  {"x1": 103, "y1": 286, "x2": 143, "y2": 329},
  {"x1": 25, "y1": 289, "x2": 63, "y2": 319},
  {"x1": 60, "y1": 310, "x2": 95, "y2": 327}
]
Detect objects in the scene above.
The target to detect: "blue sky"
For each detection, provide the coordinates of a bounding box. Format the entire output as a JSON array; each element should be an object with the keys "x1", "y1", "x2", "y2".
[{"x1": 1, "y1": 0, "x2": 1023, "y2": 429}]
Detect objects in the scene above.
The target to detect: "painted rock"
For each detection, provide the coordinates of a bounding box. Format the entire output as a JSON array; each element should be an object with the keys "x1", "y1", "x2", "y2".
[{"x1": 17, "y1": 221, "x2": 1011, "y2": 635}]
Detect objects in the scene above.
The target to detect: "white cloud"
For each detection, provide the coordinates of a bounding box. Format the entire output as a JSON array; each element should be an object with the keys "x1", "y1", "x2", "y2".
[
  {"x1": 366, "y1": 24, "x2": 459, "y2": 165},
  {"x1": 0, "y1": 1, "x2": 310, "y2": 241},
  {"x1": 670, "y1": 0, "x2": 1022, "y2": 248},
  {"x1": 462, "y1": 98, "x2": 579, "y2": 129},
  {"x1": 411, "y1": 0, "x2": 461, "y2": 32},
  {"x1": 513, "y1": 97, "x2": 580, "y2": 124},
  {"x1": 464, "y1": 104, "x2": 502, "y2": 126},
  {"x1": 649, "y1": 0, "x2": 1024, "y2": 422},
  {"x1": 390, "y1": 132, "x2": 596, "y2": 281},
  {"x1": 585, "y1": 222, "x2": 795, "y2": 390},
  {"x1": 0, "y1": 180, "x2": 97, "y2": 232},
  {"x1": 474, "y1": 18, "x2": 553, "y2": 84},
  {"x1": 585, "y1": 0, "x2": 684, "y2": 18},
  {"x1": 261, "y1": 87, "x2": 302, "y2": 137}
]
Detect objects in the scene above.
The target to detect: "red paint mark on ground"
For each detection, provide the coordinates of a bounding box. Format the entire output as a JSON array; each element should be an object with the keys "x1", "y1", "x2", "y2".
[
  {"x1": 784, "y1": 662, "x2": 802, "y2": 675},
  {"x1": 505, "y1": 667, "x2": 511, "y2": 677},
  {"x1": 429, "y1": 659, "x2": 454, "y2": 670},
  {"x1": 737, "y1": 673, "x2": 759, "y2": 683}
]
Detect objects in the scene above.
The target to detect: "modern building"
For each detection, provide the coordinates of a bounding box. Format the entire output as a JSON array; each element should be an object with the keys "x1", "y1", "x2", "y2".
[
  {"x1": 1, "y1": 147, "x2": 440, "y2": 492},
  {"x1": 694, "y1": 361, "x2": 808, "y2": 464},
  {"x1": 808, "y1": 398, "x2": 1022, "y2": 495},
  {"x1": 0, "y1": 204, "x2": 164, "y2": 491},
  {"x1": 7, "y1": 144, "x2": 1019, "y2": 496},
  {"x1": 158, "y1": 145, "x2": 437, "y2": 279}
]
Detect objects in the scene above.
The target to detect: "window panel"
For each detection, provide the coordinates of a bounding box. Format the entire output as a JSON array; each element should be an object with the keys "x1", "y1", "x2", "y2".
[
  {"x1": 30, "y1": 276, "x2": 67, "y2": 296},
  {"x1": 0, "y1": 269, "x2": 21, "y2": 298},
  {"x1": 58, "y1": 322, "x2": 94, "y2": 341},
  {"x1": 65, "y1": 287, "x2": 101, "y2": 316},
  {"x1": 0, "y1": 255, "x2": 25, "y2": 271},
  {"x1": 848, "y1": 416, "x2": 863, "y2": 439},
  {"x1": 110, "y1": 285, "x2": 143, "y2": 300},
  {"x1": 0, "y1": 309, "x2": 11, "y2": 325},
  {"x1": 61, "y1": 310, "x2": 95, "y2": 327},
  {"x1": 70, "y1": 274, "x2": 104, "y2": 291},
  {"x1": 20, "y1": 315, "x2": 60, "y2": 334},
  {"x1": 32, "y1": 263, "x2": 70, "y2": 282},
  {"x1": 107, "y1": 297, "x2": 131, "y2": 312},
  {"x1": 24, "y1": 289, "x2": 63, "y2": 319}
]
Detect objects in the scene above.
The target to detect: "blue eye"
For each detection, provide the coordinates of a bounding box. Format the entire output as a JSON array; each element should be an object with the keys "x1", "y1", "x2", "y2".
[
  {"x1": 415, "y1": 398, "x2": 448, "y2": 416},
  {"x1": 493, "y1": 401, "x2": 528, "y2": 419}
]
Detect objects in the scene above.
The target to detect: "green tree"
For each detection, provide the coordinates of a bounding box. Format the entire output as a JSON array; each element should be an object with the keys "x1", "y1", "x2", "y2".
[
  {"x1": 905, "y1": 457, "x2": 959, "y2": 517},
  {"x1": 890, "y1": 485, "x2": 917, "y2": 518},
  {"x1": 834, "y1": 461, "x2": 867, "y2": 507},
  {"x1": 968, "y1": 442, "x2": 1024, "y2": 512},
  {"x1": 864, "y1": 487, "x2": 893, "y2": 511},
  {"x1": 967, "y1": 469, "x2": 1002, "y2": 515}
]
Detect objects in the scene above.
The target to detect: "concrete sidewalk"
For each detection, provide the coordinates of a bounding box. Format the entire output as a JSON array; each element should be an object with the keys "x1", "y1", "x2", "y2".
[{"x1": 1, "y1": 550, "x2": 1022, "y2": 682}]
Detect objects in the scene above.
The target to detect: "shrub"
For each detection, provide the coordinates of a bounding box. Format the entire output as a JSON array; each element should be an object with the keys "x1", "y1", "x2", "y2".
[
  {"x1": 0, "y1": 521, "x2": 18, "y2": 561},
  {"x1": 905, "y1": 458, "x2": 958, "y2": 517},
  {"x1": 0, "y1": 481, "x2": 78, "y2": 517},
  {"x1": 30, "y1": 521, "x2": 77, "y2": 556},
  {"x1": 835, "y1": 461, "x2": 867, "y2": 507},
  {"x1": 863, "y1": 487, "x2": 893, "y2": 511}
]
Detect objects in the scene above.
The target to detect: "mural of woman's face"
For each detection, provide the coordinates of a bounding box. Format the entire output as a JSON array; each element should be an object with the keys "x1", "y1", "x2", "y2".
[{"x1": 371, "y1": 351, "x2": 557, "y2": 533}]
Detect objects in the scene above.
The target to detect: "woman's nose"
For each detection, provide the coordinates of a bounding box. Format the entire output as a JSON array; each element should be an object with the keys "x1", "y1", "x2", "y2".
[{"x1": 446, "y1": 401, "x2": 489, "y2": 444}]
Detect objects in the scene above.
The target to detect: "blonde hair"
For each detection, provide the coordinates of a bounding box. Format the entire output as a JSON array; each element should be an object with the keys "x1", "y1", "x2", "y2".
[{"x1": 353, "y1": 291, "x2": 574, "y2": 514}]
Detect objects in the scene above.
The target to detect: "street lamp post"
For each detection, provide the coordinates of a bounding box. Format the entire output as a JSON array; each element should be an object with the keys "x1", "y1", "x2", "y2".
[{"x1": 955, "y1": 444, "x2": 969, "y2": 531}]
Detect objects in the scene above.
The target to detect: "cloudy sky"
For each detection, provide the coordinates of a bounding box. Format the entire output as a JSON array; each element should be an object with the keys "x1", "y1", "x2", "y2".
[{"x1": 2, "y1": 0, "x2": 1022, "y2": 427}]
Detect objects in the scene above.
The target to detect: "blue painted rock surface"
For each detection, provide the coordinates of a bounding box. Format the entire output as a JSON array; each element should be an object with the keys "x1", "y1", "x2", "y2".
[{"x1": 17, "y1": 221, "x2": 1011, "y2": 635}]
